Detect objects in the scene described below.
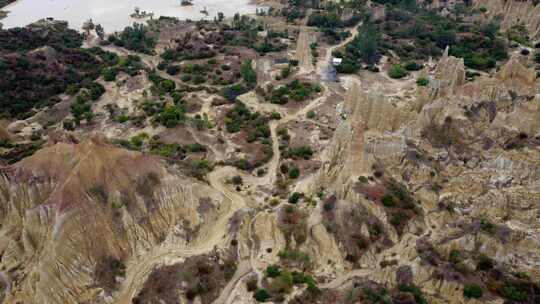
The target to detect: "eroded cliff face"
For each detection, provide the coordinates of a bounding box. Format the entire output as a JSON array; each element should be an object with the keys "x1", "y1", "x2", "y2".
[
  {"x1": 0, "y1": 138, "x2": 228, "y2": 303},
  {"x1": 294, "y1": 52, "x2": 540, "y2": 303},
  {"x1": 473, "y1": 0, "x2": 540, "y2": 40}
]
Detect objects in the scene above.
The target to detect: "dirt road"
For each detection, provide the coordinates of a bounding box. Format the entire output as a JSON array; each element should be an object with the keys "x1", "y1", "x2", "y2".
[
  {"x1": 116, "y1": 166, "x2": 250, "y2": 303},
  {"x1": 296, "y1": 26, "x2": 314, "y2": 73},
  {"x1": 117, "y1": 22, "x2": 368, "y2": 303}
]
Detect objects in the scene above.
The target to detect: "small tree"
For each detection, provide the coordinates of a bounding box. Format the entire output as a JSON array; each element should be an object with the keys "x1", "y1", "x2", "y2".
[
  {"x1": 355, "y1": 22, "x2": 380, "y2": 64},
  {"x1": 82, "y1": 19, "x2": 95, "y2": 37},
  {"x1": 240, "y1": 60, "x2": 257, "y2": 87},
  {"x1": 95, "y1": 24, "x2": 105, "y2": 40},
  {"x1": 265, "y1": 265, "x2": 281, "y2": 278},
  {"x1": 416, "y1": 77, "x2": 429, "y2": 86},
  {"x1": 288, "y1": 192, "x2": 302, "y2": 204},
  {"x1": 463, "y1": 284, "x2": 483, "y2": 299},
  {"x1": 253, "y1": 289, "x2": 271, "y2": 302},
  {"x1": 288, "y1": 167, "x2": 300, "y2": 179},
  {"x1": 388, "y1": 64, "x2": 408, "y2": 79}
]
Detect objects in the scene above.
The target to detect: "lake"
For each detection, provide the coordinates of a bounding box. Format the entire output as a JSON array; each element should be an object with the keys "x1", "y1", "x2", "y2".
[{"x1": 1, "y1": 0, "x2": 260, "y2": 32}]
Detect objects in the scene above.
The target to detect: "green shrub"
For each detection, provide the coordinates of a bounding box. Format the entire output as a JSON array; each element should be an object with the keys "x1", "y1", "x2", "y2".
[
  {"x1": 278, "y1": 250, "x2": 311, "y2": 266},
  {"x1": 416, "y1": 77, "x2": 429, "y2": 86},
  {"x1": 476, "y1": 254, "x2": 494, "y2": 271},
  {"x1": 240, "y1": 59, "x2": 257, "y2": 86},
  {"x1": 388, "y1": 64, "x2": 408, "y2": 79},
  {"x1": 102, "y1": 67, "x2": 117, "y2": 81},
  {"x1": 288, "y1": 167, "x2": 300, "y2": 179},
  {"x1": 404, "y1": 61, "x2": 423, "y2": 71},
  {"x1": 220, "y1": 84, "x2": 247, "y2": 101},
  {"x1": 398, "y1": 284, "x2": 427, "y2": 304},
  {"x1": 185, "y1": 143, "x2": 207, "y2": 153},
  {"x1": 158, "y1": 105, "x2": 185, "y2": 128},
  {"x1": 253, "y1": 289, "x2": 271, "y2": 302},
  {"x1": 87, "y1": 82, "x2": 106, "y2": 101},
  {"x1": 269, "y1": 270, "x2": 294, "y2": 294},
  {"x1": 381, "y1": 195, "x2": 396, "y2": 207},
  {"x1": 288, "y1": 192, "x2": 303, "y2": 204},
  {"x1": 232, "y1": 175, "x2": 243, "y2": 185},
  {"x1": 109, "y1": 23, "x2": 156, "y2": 54},
  {"x1": 463, "y1": 284, "x2": 483, "y2": 299},
  {"x1": 149, "y1": 142, "x2": 180, "y2": 158},
  {"x1": 268, "y1": 80, "x2": 317, "y2": 104},
  {"x1": 159, "y1": 79, "x2": 176, "y2": 93},
  {"x1": 479, "y1": 218, "x2": 495, "y2": 234},
  {"x1": 286, "y1": 146, "x2": 313, "y2": 160},
  {"x1": 265, "y1": 265, "x2": 281, "y2": 278},
  {"x1": 501, "y1": 284, "x2": 527, "y2": 301}
]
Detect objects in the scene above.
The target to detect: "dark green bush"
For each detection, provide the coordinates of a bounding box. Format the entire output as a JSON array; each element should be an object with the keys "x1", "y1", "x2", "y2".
[
  {"x1": 240, "y1": 59, "x2": 257, "y2": 86},
  {"x1": 253, "y1": 289, "x2": 271, "y2": 302},
  {"x1": 381, "y1": 195, "x2": 396, "y2": 207},
  {"x1": 108, "y1": 23, "x2": 155, "y2": 54},
  {"x1": 157, "y1": 105, "x2": 185, "y2": 128},
  {"x1": 388, "y1": 64, "x2": 408, "y2": 79},
  {"x1": 288, "y1": 192, "x2": 303, "y2": 204},
  {"x1": 285, "y1": 146, "x2": 313, "y2": 160},
  {"x1": 265, "y1": 265, "x2": 281, "y2": 278},
  {"x1": 404, "y1": 61, "x2": 424, "y2": 71},
  {"x1": 416, "y1": 77, "x2": 429, "y2": 86},
  {"x1": 102, "y1": 68, "x2": 117, "y2": 81},
  {"x1": 288, "y1": 167, "x2": 300, "y2": 179},
  {"x1": 88, "y1": 82, "x2": 105, "y2": 100},
  {"x1": 463, "y1": 284, "x2": 483, "y2": 299},
  {"x1": 398, "y1": 284, "x2": 427, "y2": 304}
]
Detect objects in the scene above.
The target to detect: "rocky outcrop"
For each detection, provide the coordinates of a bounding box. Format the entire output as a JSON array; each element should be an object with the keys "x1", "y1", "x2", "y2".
[
  {"x1": 433, "y1": 47, "x2": 466, "y2": 96},
  {"x1": 496, "y1": 54, "x2": 538, "y2": 84},
  {"x1": 474, "y1": 0, "x2": 540, "y2": 40}
]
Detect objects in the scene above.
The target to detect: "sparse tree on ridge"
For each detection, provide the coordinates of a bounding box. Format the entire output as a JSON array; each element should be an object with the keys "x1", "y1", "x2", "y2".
[
  {"x1": 95, "y1": 24, "x2": 105, "y2": 40},
  {"x1": 82, "y1": 19, "x2": 95, "y2": 37}
]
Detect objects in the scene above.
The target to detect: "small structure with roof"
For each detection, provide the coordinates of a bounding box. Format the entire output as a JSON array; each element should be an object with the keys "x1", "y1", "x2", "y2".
[{"x1": 332, "y1": 57, "x2": 343, "y2": 66}]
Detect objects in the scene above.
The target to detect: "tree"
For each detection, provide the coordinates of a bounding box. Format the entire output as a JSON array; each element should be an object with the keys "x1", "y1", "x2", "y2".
[
  {"x1": 355, "y1": 22, "x2": 380, "y2": 64},
  {"x1": 388, "y1": 64, "x2": 408, "y2": 79},
  {"x1": 253, "y1": 289, "x2": 271, "y2": 302},
  {"x1": 158, "y1": 106, "x2": 185, "y2": 128},
  {"x1": 288, "y1": 167, "x2": 300, "y2": 179},
  {"x1": 82, "y1": 19, "x2": 95, "y2": 37},
  {"x1": 95, "y1": 24, "x2": 105, "y2": 40},
  {"x1": 265, "y1": 265, "x2": 281, "y2": 278},
  {"x1": 88, "y1": 82, "x2": 105, "y2": 100},
  {"x1": 288, "y1": 192, "x2": 303, "y2": 204},
  {"x1": 217, "y1": 12, "x2": 225, "y2": 22},
  {"x1": 240, "y1": 60, "x2": 257, "y2": 86}
]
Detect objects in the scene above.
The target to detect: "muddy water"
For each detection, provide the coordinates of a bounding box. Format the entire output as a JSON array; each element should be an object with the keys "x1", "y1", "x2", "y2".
[{"x1": 1, "y1": 0, "x2": 259, "y2": 31}]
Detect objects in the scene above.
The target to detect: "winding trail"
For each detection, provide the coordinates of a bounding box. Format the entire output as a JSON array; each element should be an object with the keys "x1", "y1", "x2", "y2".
[
  {"x1": 116, "y1": 23, "x2": 364, "y2": 303},
  {"x1": 116, "y1": 166, "x2": 250, "y2": 303}
]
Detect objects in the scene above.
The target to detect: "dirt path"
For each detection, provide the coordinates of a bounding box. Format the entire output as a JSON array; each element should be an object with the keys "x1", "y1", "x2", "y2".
[
  {"x1": 296, "y1": 26, "x2": 314, "y2": 73},
  {"x1": 116, "y1": 23, "x2": 365, "y2": 303},
  {"x1": 316, "y1": 25, "x2": 359, "y2": 81},
  {"x1": 116, "y1": 166, "x2": 250, "y2": 303}
]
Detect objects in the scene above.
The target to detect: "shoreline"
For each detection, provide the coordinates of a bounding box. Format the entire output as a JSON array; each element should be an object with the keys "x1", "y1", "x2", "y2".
[{"x1": 0, "y1": 0, "x2": 263, "y2": 31}]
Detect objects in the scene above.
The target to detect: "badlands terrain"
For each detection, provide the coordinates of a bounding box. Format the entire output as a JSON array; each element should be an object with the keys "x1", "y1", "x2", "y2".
[{"x1": 0, "y1": 0, "x2": 540, "y2": 303}]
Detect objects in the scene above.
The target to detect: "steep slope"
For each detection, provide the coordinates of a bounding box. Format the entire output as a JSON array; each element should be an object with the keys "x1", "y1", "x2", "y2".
[{"x1": 0, "y1": 137, "x2": 229, "y2": 303}]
